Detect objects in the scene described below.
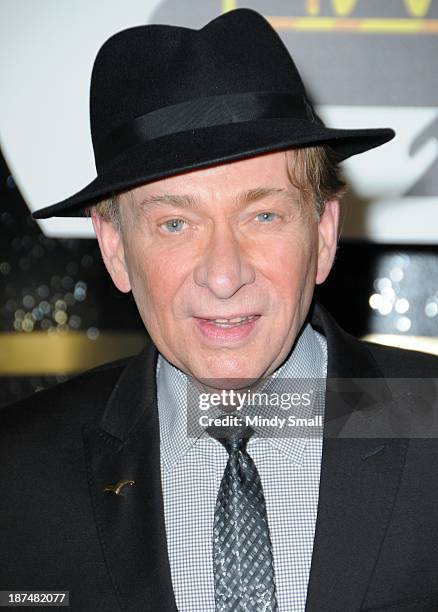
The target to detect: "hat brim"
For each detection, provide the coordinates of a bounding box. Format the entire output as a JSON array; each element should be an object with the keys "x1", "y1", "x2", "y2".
[{"x1": 32, "y1": 119, "x2": 395, "y2": 219}]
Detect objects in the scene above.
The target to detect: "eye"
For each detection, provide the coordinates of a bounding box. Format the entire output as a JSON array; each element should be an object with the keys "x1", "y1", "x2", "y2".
[
  {"x1": 160, "y1": 218, "x2": 187, "y2": 233},
  {"x1": 255, "y1": 211, "x2": 278, "y2": 223}
]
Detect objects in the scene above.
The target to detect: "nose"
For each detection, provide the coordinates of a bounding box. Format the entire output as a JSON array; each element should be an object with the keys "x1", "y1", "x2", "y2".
[{"x1": 193, "y1": 221, "x2": 255, "y2": 299}]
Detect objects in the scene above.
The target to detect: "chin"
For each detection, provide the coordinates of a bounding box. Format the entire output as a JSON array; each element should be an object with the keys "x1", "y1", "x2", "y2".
[{"x1": 190, "y1": 358, "x2": 266, "y2": 390}]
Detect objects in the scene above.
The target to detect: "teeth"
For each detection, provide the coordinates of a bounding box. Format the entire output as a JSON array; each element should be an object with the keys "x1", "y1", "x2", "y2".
[{"x1": 209, "y1": 315, "x2": 256, "y2": 324}]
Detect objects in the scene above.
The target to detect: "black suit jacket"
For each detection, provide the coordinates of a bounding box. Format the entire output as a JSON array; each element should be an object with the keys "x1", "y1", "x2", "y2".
[{"x1": 1, "y1": 302, "x2": 438, "y2": 612}]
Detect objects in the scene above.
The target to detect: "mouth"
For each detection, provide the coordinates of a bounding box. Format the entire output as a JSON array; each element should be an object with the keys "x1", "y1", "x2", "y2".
[
  {"x1": 197, "y1": 314, "x2": 259, "y2": 327},
  {"x1": 193, "y1": 314, "x2": 261, "y2": 343}
]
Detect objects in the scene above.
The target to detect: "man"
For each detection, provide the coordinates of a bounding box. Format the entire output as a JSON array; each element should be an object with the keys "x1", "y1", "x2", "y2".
[{"x1": 1, "y1": 8, "x2": 438, "y2": 612}]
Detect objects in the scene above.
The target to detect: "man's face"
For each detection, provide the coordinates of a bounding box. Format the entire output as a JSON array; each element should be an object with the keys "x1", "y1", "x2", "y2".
[{"x1": 93, "y1": 150, "x2": 339, "y2": 386}]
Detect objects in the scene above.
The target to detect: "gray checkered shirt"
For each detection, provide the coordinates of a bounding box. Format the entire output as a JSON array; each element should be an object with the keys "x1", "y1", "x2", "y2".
[{"x1": 156, "y1": 322, "x2": 327, "y2": 611}]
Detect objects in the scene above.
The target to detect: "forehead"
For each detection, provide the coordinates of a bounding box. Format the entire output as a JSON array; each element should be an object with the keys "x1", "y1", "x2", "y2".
[{"x1": 129, "y1": 149, "x2": 297, "y2": 203}]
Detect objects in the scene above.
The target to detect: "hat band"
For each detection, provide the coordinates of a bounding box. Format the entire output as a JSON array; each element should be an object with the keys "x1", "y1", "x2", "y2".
[{"x1": 95, "y1": 91, "x2": 316, "y2": 170}]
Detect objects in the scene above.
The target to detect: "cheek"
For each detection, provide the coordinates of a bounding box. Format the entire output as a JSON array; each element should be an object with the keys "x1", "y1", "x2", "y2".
[
  {"x1": 259, "y1": 232, "x2": 318, "y2": 303},
  {"x1": 122, "y1": 242, "x2": 155, "y2": 313},
  {"x1": 124, "y1": 239, "x2": 189, "y2": 322}
]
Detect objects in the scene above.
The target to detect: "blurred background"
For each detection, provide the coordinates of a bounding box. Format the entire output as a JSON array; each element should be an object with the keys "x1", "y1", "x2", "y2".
[{"x1": 0, "y1": 0, "x2": 437, "y2": 407}]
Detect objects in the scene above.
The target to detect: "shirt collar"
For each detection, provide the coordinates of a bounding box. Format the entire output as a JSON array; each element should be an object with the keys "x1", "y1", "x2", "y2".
[{"x1": 157, "y1": 321, "x2": 327, "y2": 472}]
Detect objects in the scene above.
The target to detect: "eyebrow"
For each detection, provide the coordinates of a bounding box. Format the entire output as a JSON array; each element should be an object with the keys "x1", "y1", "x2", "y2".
[{"x1": 137, "y1": 187, "x2": 296, "y2": 210}]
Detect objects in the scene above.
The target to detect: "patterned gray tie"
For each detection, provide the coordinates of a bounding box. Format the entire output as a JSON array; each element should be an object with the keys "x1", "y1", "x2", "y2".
[{"x1": 207, "y1": 424, "x2": 278, "y2": 611}]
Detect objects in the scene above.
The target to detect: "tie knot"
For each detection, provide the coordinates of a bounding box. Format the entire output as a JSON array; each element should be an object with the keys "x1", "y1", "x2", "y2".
[{"x1": 206, "y1": 422, "x2": 254, "y2": 454}]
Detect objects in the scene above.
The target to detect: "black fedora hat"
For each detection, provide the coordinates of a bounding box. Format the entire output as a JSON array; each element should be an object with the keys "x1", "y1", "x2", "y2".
[{"x1": 33, "y1": 8, "x2": 395, "y2": 219}]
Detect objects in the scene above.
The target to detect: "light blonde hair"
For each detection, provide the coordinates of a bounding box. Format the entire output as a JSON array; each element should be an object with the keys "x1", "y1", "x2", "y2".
[
  {"x1": 88, "y1": 145, "x2": 345, "y2": 228},
  {"x1": 89, "y1": 193, "x2": 121, "y2": 229},
  {"x1": 287, "y1": 146, "x2": 346, "y2": 218}
]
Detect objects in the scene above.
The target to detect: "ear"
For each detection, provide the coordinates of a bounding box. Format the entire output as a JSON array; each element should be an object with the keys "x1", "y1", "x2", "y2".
[
  {"x1": 315, "y1": 199, "x2": 340, "y2": 285},
  {"x1": 91, "y1": 211, "x2": 131, "y2": 293}
]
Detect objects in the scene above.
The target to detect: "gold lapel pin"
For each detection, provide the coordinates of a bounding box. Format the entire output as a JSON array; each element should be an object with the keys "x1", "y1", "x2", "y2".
[{"x1": 104, "y1": 479, "x2": 136, "y2": 496}]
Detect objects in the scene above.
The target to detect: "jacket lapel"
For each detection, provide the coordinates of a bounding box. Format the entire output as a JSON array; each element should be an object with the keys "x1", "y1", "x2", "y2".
[
  {"x1": 305, "y1": 303, "x2": 409, "y2": 611},
  {"x1": 82, "y1": 340, "x2": 177, "y2": 612}
]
